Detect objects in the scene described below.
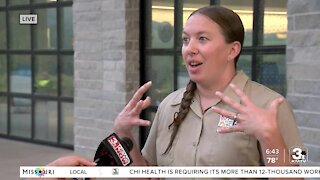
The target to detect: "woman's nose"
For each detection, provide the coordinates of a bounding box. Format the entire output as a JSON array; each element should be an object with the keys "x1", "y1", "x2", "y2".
[{"x1": 186, "y1": 40, "x2": 199, "y2": 55}]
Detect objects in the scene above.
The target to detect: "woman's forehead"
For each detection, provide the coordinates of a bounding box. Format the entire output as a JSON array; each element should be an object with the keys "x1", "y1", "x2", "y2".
[{"x1": 183, "y1": 13, "x2": 221, "y2": 34}]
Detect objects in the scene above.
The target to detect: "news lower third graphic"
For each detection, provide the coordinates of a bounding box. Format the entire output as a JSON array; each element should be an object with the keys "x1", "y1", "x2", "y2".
[
  {"x1": 20, "y1": 166, "x2": 320, "y2": 178},
  {"x1": 19, "y1": 14, "x2": 38, "y2": 25}
]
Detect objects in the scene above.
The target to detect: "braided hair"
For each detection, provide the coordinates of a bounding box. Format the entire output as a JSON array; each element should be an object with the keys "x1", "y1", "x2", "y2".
[{"x1": 163, "y1": 80, "x2": 197, "y2": 154}]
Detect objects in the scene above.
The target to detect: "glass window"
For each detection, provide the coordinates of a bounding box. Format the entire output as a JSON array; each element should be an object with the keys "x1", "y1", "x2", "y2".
[
  {"x1": 220, "y1": 0, "x2": 253, "y2": 47},
  {"x1": 177, "y1": 56, "x2": 188, "y2": 89},
  {"x1": 35, "y1": 100, "x2": 57, "y2": 142},
  {"x1": 34, "y1": 8, "x2": 57, "y2": 49},
  {"x1": 61, "y1": 7, "x2": 73, "y2": 49},
  {"x1": 145, "y1": 55, "x2": 174, "y2": 106},
  {"x1": 61, "y1": 102, "x2": 74, "y2": 145},
  {"x1": 0, "y1": 96, "x2": 7, "y2": 134},
  {"x1": 9, "y1": 10, "x2": 31, "y2": 49},
  {"x1": 8, "y1": 0, "x2": 30, "y2": 6},
  {"x1": 10, "y1": 55, "x2": 31, "y2": 93},
  {"x1": 257, "y1": 54, "x2": 286, "y2": 95},
  {"x1": 183, "y1": 0, "x2": 210, "y2": 26},
  {"x1": 237, "y1": 55, "x2": 252, "y2": 79},
  {"x1": 33, "y1": 0, "x2": 57, "y2": 3},
  {"x1": 263, "y1": 0, "x2": 287, "y2": 45},
  {"x1": 34, "y1": 55, "x2": 57, "y2": 95},
  {"x1": 148, "y1": 0, "x2": 174, "y2": 48},
  {"x1": 10, "y1": 97, "x2": 31, "y2": 138},
  {"x1": 0, "y1": 12, "x2": 6, "y2": 49},
  {"x1": 61, "y1": 55, "x2": 74, "y2": 97},
  {"x1": 0, "y1": 55, "x2": 7, "y2": 92}
]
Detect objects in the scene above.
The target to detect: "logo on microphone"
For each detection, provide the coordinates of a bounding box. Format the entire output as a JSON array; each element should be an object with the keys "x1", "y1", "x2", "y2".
[{"x1": 107, "y1": 134, "x2": 131, "y2": 166}]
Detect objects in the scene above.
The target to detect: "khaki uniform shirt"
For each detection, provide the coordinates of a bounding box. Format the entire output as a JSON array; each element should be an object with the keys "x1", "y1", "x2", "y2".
[{"x1": 141, "y1": 71, "x2": 303, "y2": 180}]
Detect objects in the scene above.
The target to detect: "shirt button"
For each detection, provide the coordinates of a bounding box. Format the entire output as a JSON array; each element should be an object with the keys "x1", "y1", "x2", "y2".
[{"x1": 193, "y1": 142, "x2": 197, "y2": 147}]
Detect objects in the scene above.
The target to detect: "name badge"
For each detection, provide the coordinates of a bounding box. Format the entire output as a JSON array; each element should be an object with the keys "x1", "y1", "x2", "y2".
[{"x1": 218, "y1": 115, "x2": 237, "y2": 127}]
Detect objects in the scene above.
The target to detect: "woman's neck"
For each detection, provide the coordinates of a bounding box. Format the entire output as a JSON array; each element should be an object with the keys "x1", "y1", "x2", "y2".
[{"x1": 196, "y1": 71, "x2": 236, "y2": 111}]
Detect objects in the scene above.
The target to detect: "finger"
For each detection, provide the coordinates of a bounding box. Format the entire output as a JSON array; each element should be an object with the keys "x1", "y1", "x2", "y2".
[
  {"x1": 126, "y1": 81, "x2": 152, "y2": 111},
  {"x1": 131, "y1": 119, "x2": 151, "y2": 127},
  {"x1": 211, "y1": 106, "x2": 243, "y2": 122},
  {"x1": 131, "y1": 100, "x2": 144, "y2": 115},
  {"x1": 76, "y1": 157, "x2": 97, "y2": 166},
  {"x1": 229, "y1": 83, "x2": 255, "y2": 107},
  {"x1": 217, "y1": 125, "x2": 243, "y2": 133},
  {"x1": 215, "y1": 91, "x2": 245, "y2": 113},
  {"x1": 141, "y1": 96, "x2": 151, "y2": 110},
  {"x1": 269, "y1": 97, "x2": 284, "y2": 112}
]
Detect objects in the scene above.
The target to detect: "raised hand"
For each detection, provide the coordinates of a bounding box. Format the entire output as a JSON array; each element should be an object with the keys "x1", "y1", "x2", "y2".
[
  {"x1": 114, "y1": 81, "x2": 152, "y2": 135},
  {"x1": 212, "y1": 83, "x2": 284, "y2": 142}
]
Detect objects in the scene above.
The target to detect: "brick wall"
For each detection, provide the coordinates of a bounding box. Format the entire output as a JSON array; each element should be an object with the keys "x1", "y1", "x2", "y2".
[
  {"x1": 287, "y1": 0, "x2": 320, "y2": 165},
  {"x1": 73, "y1": 0, "x2": 140, "y2": 158}
]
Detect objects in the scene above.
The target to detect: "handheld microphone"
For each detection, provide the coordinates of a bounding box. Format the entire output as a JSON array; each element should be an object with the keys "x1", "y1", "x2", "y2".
[{"x1": 93, "y1": 133, "x2": 133, "y2": 166}]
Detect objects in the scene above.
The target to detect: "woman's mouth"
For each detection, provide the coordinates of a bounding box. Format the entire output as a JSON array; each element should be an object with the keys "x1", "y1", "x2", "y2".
[{"x1": 189, "y1": 62, "x2": 203, "y2": 67}]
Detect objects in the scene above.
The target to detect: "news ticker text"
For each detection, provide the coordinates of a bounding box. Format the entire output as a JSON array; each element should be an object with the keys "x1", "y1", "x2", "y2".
[{"x1": 20, "y1": 166, "x2": 320, "y2": 178}]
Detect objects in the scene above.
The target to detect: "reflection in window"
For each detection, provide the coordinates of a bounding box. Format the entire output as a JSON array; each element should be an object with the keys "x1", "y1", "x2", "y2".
[
  {"x1": 61, "y1": 55, "x2": 74, "y2": 97},
  {"x1": 61, "y1": 102, "x2": 74, "y2": 145},
  {"x1": 0, "y1": 55, "x2": 7, "y2": 92},
  {"x1": 145, "y1": 56, "x2": 174, "y2": 106},
  {"x1": 8, "y1": 0, "x2": 30, "y2": 6},
  {"x1": 10, "y1": 97, "x2": 31, "y2": 138},
  {"x1": 61, "y1": 7, "x2": 73, "y2": 49},
  {"x1": 150, "y1": 1, "x2": 174, "y2": 48},
  {"x1": 0, "y1": 96, "x2": 7, "y2": 134},
  {"x1": 183, "y1": 0, "x2": 210, "y2": 27},
  {"x1": 237, "y1": 55, "x2": 252, "y2": 79},
  {"x1": 264, "y1": 0, "x2": 287, "y2": 45},
  {"x1": 33, "y1": 0, "x2": 57, "y2": 3},
  {"x1": 177, "y1": 56, "x2": 188, "y2": 89},
  {"x1": 10, "y1": 55, "x2": 31, "y2": 93},
  {"x1": 0, "y1": 12, "x2": 6, "y2": 49},
  {"x1": 220, "y1": 0, "x2": 253, "y2": 46},
  {"x1": 9, "y1": 10, "x2": 31, "y2": 49},
  {"x1": 257, "y1": 54, "x2": 286, "y2": 95},
  {"x1": 35, "y1": 100, "x2": 57, "y2": 142},
  {"x1": 34, "y1": 55, "x2": 57, "y2": 95},
  {"x1": 34, "y1": 8, "x2": 57, "y2": 49}
]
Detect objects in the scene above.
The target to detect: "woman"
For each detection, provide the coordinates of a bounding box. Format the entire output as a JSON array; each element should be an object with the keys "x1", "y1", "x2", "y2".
[{"x1": 114, "y1": 5, "x2": 303, "y2": 179}]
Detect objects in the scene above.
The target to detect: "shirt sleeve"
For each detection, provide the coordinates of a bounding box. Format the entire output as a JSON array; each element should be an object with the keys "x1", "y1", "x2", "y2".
[
  {"x1": 141, "y1": 110, "x2": 160, "y2": 165},
  {"x1": 277, "y1": 99, "x2": 304, "y2": 149}
]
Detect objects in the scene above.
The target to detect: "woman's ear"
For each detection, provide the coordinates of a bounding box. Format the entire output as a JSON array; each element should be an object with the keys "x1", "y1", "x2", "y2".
[{"x1": 227, "y1": 41, "x2": 241, "y2": 62}]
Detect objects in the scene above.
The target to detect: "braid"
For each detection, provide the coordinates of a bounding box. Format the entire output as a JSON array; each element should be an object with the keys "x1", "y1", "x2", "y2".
[{"x1": 163, "y1": 80, "x2": 197, "y2": 155}]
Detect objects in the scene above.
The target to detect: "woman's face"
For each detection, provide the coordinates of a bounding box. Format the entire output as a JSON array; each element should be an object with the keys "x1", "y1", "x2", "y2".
[{"x1": 182, "y1": 13, "x2": 235, "y2": 86}]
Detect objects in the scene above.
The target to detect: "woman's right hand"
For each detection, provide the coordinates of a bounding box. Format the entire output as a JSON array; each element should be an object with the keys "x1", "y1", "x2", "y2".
[{"x1": 113, "y1": 81, "x2": 152, "y2": 135}]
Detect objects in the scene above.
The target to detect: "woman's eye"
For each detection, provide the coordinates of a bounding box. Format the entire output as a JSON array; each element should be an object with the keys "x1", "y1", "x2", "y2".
[
  {"x1": 199, "y1": 36, "x2": 208, "y2": 41},
  {"x1": 182, "y1": 37, "x2": 189, "y2": 44}
]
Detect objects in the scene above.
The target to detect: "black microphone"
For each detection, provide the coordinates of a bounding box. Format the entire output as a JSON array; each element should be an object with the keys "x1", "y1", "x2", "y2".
[{"x1": 93, "y1": 133, "x2": 133, "y2": 166}]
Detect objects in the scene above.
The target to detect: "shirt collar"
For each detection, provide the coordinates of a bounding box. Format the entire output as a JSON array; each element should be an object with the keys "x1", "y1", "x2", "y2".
[{"x1": 170, "y1": 70, "x2": 249, "y2": 110}]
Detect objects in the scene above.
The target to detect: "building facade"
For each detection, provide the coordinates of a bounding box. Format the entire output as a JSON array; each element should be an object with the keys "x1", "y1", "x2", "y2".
[{"x1": 0, "y1": 0, "x2": 319, "y2": 165}]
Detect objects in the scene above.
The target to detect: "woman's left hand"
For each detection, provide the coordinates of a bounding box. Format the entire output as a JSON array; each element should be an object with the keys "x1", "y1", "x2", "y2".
[{"x1": 212, "y1": 83, "x2": 284, "y2": 142}]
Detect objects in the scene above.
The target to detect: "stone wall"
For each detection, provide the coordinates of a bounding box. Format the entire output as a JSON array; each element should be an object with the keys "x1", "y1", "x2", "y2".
[
  {"x1": 73, "y1": 0, "x2": 140, "y2": 158},
  {"x1": 287, "y1": 0, "x2": 320, "y2": 165}
]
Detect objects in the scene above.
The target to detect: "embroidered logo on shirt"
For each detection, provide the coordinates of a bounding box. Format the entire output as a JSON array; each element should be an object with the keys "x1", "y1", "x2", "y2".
[{"x1": 218, "y1": 115, "x2": 237, "y2": 127}]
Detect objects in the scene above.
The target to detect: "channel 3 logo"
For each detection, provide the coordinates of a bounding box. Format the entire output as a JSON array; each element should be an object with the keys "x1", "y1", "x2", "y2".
[{"x1": 290, "y1": 147, "x2": 308, "y2": 164}]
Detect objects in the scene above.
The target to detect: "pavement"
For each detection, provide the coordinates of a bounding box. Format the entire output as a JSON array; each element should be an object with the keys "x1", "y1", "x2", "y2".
[{"x1": 0, "y1": 138, "x2": 73, "y2": 180}]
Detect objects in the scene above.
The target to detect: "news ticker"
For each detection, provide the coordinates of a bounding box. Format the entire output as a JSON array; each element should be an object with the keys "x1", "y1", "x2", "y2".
[{"x1": 20, "y1": 166, "x2": 320, "y2": 178}]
